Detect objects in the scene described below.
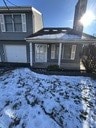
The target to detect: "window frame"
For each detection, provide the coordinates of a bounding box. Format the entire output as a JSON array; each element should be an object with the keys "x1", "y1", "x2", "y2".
[
  {"x1": 4, "y1": 14, "x2": 14, "y2": 32},
  {"x1": 62, "y1": 44, "x2": 72, "y2": 60},
  {"x1": 62, "y1": 44, "x2": 77, "y2": 60},
  {"x1": 14, "y1": 14, "x2": 22, "y2": 32},
  {"x1": 51, "y1": 44, "x2": 59, "y2": 59},
  {"x1": 0, "y1": 13, "x2": 26, "y2": 32}
]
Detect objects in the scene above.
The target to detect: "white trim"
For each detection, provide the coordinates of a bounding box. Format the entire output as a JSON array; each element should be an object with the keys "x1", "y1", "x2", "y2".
[
  {"x1": 30, "y1": 43, "x2": 33, "y2": 66},
  {"x1": 58, "y1": 43, "x2": 62, "y2": 67},
  {"x1": 32, "y1": 7, "x2": 42, "y2": 15},
  {"x1": 1, "y1": 13, "x2": 26, "y2": 32},
  {"x1": 71, "y1": 45, "x2": 77, "y2": 60},
  {"x1": 21, "y1": 14, "x2": 27, "y2": 32},
  {"x1": 32, "y1": 11, "x2": 35, "y2": 33},
  {"x1": 0, "y1": 14, "x2": 5, "y2": 32}
]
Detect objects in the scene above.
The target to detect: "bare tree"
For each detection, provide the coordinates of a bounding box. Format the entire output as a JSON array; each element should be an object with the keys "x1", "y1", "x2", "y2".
[{"x1": 82, "y1": 44, "x2": 96, "y2": 73}]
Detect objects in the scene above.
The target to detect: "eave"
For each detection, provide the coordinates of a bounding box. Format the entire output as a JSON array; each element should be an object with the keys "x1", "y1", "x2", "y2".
[{"x1": 25, "y1": 38, "x2": 96, "y2": 44}]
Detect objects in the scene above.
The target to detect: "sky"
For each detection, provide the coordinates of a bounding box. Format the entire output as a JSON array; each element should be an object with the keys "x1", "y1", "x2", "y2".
[{"x1": 0, "y1": 0, "x2": 96, "y2": 36}]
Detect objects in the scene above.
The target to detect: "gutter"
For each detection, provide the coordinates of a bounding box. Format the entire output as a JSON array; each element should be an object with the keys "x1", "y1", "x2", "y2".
[{"x1": 25, "y1": 38, "x2": 96, "y2": 44}]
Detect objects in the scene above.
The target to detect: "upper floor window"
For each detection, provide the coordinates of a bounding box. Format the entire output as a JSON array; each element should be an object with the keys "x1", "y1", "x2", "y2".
[{"x1": 0, "y1": 14, "x2": 26, "y2": 32}]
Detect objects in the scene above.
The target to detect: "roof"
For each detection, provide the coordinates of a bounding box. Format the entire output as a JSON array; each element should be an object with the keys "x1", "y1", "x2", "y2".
[
  {"x1": 0, "y1": 6, "x2": 41, "y2": 14},
  {"x1": 27, "y1": 27, "x2": 81, "y2": 38},
  {"x1": 26, "y1": 27, "x2": 96, "y2": 42}
]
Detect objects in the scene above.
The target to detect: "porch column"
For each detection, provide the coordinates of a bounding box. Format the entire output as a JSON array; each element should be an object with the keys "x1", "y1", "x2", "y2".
[
  {"x1": 58, "y1": 43, "x2": 62, "y2": 67},
  {"x1": 29, "y1": 42, "x2": 33, "y2": 66}
]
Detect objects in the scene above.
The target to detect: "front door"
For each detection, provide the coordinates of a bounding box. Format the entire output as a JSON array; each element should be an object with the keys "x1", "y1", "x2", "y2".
[{"x1": 35, "y1": 44, "x2": 47, "y2": 62}]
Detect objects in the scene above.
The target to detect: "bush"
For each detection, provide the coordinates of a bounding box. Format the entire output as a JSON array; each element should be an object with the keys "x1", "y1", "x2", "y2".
[
  {"x1": 82, "y1": 44, "x2": 96, "y2": 73},
  {"x1": 47, "y1": 65, "x2": 60, "y2": 71}
]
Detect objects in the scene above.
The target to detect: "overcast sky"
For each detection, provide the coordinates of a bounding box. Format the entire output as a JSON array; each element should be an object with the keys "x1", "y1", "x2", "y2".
[{"x1": 0, "y1": 0, "x2": 96, "y2": 36}]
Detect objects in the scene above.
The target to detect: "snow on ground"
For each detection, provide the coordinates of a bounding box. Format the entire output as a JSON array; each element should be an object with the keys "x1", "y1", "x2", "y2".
[{"x1": 0, "y1": 68, "x2": 96, "y2": 128}]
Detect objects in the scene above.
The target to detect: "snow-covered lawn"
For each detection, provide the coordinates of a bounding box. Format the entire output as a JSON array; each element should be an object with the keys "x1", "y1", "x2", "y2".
[{"x1": 0, "y1": 68, "x2": 96, "y2": 128}]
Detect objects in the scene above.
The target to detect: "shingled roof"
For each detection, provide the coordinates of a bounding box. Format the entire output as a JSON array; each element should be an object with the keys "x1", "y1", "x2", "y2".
[
  {"x1": 27, "y1": 28, "x2": 81, "y2": 37},
  {"x1": 26, "y1": 27, "x2": 96, "y2": 40}
]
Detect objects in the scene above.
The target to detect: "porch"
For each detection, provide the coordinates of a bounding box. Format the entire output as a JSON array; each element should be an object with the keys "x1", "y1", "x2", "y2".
[
  {"x1": 26, "y1": 27, "x2": 96, "y2": 70},
  {"x1": 29, "y1": 42, "x2": 84, "y2": 70}
]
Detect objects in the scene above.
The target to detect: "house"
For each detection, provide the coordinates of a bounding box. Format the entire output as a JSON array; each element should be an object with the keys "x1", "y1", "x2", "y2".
[
  {"x1": 25, "y1": 27, "x2": 96, "y2": 70},
  {"x1": 0, "y1": 1, "x2": 96, "y2": 70},
  {"x1": 0, "y1": 6, "x2": 43, "y2": 65},
  {"x1": 25, "y1": 0, "x2": 95, "y2": 70},
  {"x1": 25, "y1": 0, "x2": 96, "y2": 70}
]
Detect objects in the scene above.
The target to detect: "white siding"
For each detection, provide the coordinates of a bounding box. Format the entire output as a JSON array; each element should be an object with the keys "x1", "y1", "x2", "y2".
[{"x1": 32, "y1": 8, "x2": 43, "y2": 33}]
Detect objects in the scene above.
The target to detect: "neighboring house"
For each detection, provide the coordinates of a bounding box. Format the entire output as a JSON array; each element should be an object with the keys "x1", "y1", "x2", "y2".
[
  {"x1": 0, "y1": 6, "x2": 43, "y2": 64},
  {"x1": 26, "y1": 27, "x2": 96, "y2": 70}
]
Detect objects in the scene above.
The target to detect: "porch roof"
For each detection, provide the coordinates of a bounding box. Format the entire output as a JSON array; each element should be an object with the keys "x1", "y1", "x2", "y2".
[{"x1": 26, "y1": 28, "x2": 96, "y2": 44}]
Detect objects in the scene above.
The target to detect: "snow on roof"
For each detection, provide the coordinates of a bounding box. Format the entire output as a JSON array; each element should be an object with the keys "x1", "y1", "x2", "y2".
[
  {"x1": 26, "y1": 28, "x2": 96, "y2": 42},
  {"x1": 29, "y1": 33, "x2": 81, "y2": 40},
  {"x1": 26, "y1": 28, "x2": 82, "y2": 41}
]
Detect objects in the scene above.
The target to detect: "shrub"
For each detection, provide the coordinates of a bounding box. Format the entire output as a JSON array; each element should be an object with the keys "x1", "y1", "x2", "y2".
[
  {"x1": 47, "y1": 65, "x2": 60, "y2": 71},
  {"x1": 81, "y1": 44, "x2": 96, "y2": 73}
]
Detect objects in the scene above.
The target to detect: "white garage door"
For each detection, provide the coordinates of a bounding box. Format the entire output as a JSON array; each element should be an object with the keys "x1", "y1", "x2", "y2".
[{"x1": 5, "y1": 45, "x2": 27, "y2": 63}]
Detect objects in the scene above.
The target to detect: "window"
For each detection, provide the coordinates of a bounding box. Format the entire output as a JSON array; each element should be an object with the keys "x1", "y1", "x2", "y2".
[
  {"x1": 5, "y1": 15, "x2": 13, "y2": 32},
  {"x1": 14, "y1": 15, "x2": 22, "y2": 32},
  {"x1": 51, "y1": 44, "x2": 59, "y2": 59},
  {"x1": 0, "y1": 14, "x2": 26, "y2": 32},
  {"x1": 62, "y1": 45, "x2": 71, "y2": 59},
  {"x1": 62, "y1": 44, "x2": 76, "y2": 60}
]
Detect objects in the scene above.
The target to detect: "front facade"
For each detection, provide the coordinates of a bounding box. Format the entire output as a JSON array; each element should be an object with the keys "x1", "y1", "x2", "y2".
[
  {"x1": 0, "y1": 6, "x2": 43, "y2": 65},
  {"x1": 0, "y1": 6, "x2": 96, "y2": 70}
]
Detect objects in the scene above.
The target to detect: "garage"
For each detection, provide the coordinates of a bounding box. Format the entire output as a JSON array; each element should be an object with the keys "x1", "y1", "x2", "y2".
[{"x1": 5, "y1": 45, "x2": 27, "y2": 63}]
